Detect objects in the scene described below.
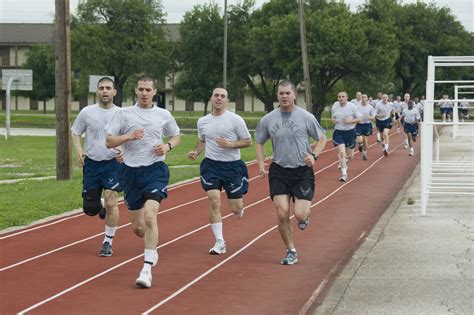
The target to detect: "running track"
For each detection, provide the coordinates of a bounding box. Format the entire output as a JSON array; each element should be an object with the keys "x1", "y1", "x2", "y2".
[{"x1": 0, "y1": 132, "x2": 419, "y2": 314}]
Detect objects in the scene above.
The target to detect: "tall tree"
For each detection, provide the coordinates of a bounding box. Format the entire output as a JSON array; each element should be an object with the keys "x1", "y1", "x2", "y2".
[
  {"x1": 18, "y1": 44, "x2": 55, "y2": 113},
  {"x1": 71, "y1": 0, "x2": 169, "y2": 106},
  {"x1": 360, "y1": 0, "x2": 474, "y2": 96},
  {"x1": 173, "y1": 3, "x2": 224, "y2": 115}
]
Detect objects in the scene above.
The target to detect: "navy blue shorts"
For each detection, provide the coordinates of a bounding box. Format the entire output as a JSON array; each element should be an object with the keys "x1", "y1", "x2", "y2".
[
  {"x1": 460, "y1": 109, "x2": 468, "y2": 116},
  {"x1": 332, "y1": 129, "x2": 357, "y2": 149},
  {"x1": 404, "y1": 123, "x2": 419, "y2": 137},
  {"x1": 268, "y1": 162, "x2": 315, "y2": 201},
  {"x1": 440, "y1": 108, "x2": 452, "y2": 115},
  {"x1": 119, "y1": 162, "x2": 169, "y2": 210},
  {"x1": 355, "y1": 123, "x2": 373, "y2": 137},
  {"x1": 200, "y1": 158, "x2": 249, "y2": 199},
  {"x1": 83, "y1": 157, "x2": 123, "y2": 194},
  {"x1": 376, "y1": 117, "x2": 392, "y2": 132}
]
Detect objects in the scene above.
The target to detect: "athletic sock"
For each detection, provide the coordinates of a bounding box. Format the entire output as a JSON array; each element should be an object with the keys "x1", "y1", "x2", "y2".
[
  {"x1": 143, "y1": 249, "x2": 156, "y2": 272},
  {"x1": 103, "y1": 225, "x2": 116, "y2": 245},
  {"x1": 384, "y1": 144, "x2": 389, "y2": 150},
  {"x1": 211, "y1": 222, "x2": 224, "y2": 242},
  {"x1": 341, "y1": 168, "x2": 348, "y2": 176}
]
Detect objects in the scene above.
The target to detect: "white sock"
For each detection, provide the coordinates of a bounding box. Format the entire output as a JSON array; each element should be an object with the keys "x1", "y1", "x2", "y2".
[
  {"x1": 143, "y1": 249, "x2": 156, "y2": 272},
  {"x1": 103, "y1": 225, "x2": 116, "y2": 245},
  {"x1": 341, "y1": 168, "x2": 347, "y2": 176},
  {"x1": 384, "y1": 144, "x2": 389, "y2": 150},
  {"x1": 211, "y1": 222, "x2": 224, "y2": 241}
]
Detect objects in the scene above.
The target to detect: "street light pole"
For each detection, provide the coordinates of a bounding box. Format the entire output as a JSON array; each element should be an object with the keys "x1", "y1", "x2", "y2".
[
  {"x1": 298, "y1": 0, "x2": 313, "y2": 113},
  {"x1": 223, "y1": 0, "x2": 228, "y2": 89}
]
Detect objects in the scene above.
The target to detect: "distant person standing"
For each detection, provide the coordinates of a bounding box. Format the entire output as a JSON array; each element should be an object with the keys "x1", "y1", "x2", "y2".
[
  {"x1": 71, "y1": 77, "x2": 123, "y2": 258},
  {"x1": 439, "y1": 95, "x2": 453, "y2": 122},
  {"x1": 187, "y1": 87, "x2": 251, "y2": 255},
  {"x1": 459, "y1": 97, "x2": 470, "y2": 122},
  {"x1": 331, "y1": 91, "x2": 362, "y2": 181},
  {"x1": 255, "y1": 80, "x2": 327, "y2": 265},
  {"x1": 106, "y1": 75, "x2": 181, "y2": 288},
  {"x1": 374, "y1": 94, "x2": 393, "y2": 157},
  {"x1": 401, "y1": 101, "x2": 421, "y2": 156},
  {"x1": 355, "y1": 94, "x2": 375, "y2": 161}
]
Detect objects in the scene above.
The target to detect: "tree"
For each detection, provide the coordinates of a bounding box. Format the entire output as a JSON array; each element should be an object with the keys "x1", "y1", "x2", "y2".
[
  {"x1": 173, "y1": 3, "x2": 225, "y2": 115},
  {"x1": 71, "y1": 0, "x2": 169, "y2": 107},
  {"x1": 229, "y1": 0, "x2": 294, "y2": 113},
  {"x1": 360, "y1": 0, "x2": 474, "y2": 97},
  {"x1": 18, "y1": 44, "x2": 55, "y2": 113}
]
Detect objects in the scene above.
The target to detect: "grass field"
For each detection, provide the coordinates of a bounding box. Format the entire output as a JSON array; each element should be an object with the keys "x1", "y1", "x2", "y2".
[{"x1": 0, "y1": 134, "x2": 275, "y2": 230}]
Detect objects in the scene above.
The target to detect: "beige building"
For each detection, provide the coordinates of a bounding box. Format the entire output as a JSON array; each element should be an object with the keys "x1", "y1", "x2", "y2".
[{"x1": 1, "y1": 23, "x2": 307, "y2": 113}]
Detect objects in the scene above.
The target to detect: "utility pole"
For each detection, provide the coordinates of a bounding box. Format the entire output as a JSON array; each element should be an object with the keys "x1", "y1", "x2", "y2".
[
  {"x1": 298, "y1": 0, "x2": 313, "y2": 113},
  {"x1": 223, "y1": 0, "x2": 228, "y2": 88},
  {"x1": 55, "y1": 0, "x2": 72, "y2": 180}
]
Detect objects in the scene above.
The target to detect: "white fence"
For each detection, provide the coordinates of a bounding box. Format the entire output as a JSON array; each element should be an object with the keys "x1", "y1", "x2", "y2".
[{"x1": 420, "y1": 56, "x2": 474, "y2": 215}]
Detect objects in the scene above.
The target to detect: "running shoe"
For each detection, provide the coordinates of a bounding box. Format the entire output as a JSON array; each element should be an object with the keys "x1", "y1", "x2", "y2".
[
  {"x1": 209, "y1": 239, "x2": 226, "y2": 255},
  {"x1": 298, "y1": 218, "x2": 310, "y2": 230},
  {"x1": 362, "y1": 153, "x2": 367, "y2": 161},
  {"x1": 135, "y1": 270, "x2": 152, "y2": 288},
  {"x1": 98, "y1": 241, "x2": 113, "y2": 257},
  {"x1": 281, "y1": 250, "x2": 298, "y2": 265},
  {"x1": 409, "y1": 148, "x2": 415, "y2": 156},
  {"x1": 339, "y1": 174, "x2": 348, "y2": 182},
  {"x1": 383, "y1": 149, "x2": 389, "y2": 157}
]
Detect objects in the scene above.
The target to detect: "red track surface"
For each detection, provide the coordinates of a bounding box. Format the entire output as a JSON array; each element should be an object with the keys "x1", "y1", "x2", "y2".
[{"x1": 0, "y1": 132, "x2": 419, "y2": 315}]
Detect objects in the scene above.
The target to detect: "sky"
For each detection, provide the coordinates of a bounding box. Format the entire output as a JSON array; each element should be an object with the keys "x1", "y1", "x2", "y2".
[{"x1": 0, "y1": 0, "x2": 472, "y2": 32}]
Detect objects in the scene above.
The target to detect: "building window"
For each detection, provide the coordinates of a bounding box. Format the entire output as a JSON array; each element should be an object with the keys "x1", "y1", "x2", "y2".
[{"x1": 0, "y1": 47, "x2": 10, "y2": 66}]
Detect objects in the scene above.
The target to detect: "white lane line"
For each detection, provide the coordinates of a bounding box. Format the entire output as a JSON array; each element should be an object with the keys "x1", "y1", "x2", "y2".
[
  {"x1": 16, "y1": 141, "x2": 397, "y2": 314},
  {"x1": 16, "y1": 198, "x2": 270, "y2": 315},
  {"x1": 141, "y1": 142, "x2": 403, "y2": 313}
]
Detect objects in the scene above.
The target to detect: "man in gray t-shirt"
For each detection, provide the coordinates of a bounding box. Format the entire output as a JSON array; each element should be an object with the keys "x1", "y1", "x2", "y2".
[
  {"x1": 187, "y1": 87, "x2": 251, "y2": 256},
  {"x1": 255, "y1": 80, "x2": 327, "y2": 266}
]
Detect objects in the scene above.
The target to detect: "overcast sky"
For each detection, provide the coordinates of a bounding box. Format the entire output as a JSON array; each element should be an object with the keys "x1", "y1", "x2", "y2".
[{"x1": 0, "y1": 0, "x2": 472, "y2": 32}]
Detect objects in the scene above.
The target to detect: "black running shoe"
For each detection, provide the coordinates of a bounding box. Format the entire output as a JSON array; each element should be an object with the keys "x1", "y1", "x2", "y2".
[
  {"x1": 98, "y1": 241, "x2": 113, "y2": 257},
  {"x1": 383, "y1": 149, "x2": 389, "y2": 157}
]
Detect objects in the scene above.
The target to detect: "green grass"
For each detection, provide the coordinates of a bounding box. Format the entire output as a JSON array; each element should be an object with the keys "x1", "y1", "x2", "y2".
[{"x1": 0, "y1": 134, "x2": 275, "y2": 230}]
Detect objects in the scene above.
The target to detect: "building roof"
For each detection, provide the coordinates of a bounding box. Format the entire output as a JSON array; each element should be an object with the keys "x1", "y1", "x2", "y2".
[
  {"x1": 0, "y1": 23, "x2": 180, "y2": 45},
  {"x1": 0, "y1": 23, "x2": 54, "y2": 45}
]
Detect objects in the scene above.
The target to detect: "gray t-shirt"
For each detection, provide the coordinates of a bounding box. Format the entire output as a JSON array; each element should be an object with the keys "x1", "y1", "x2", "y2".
[
  {"x1": 255, "y1": 106, "x2": 325, "y2": 168},
  {"x1": 71, "y1": 104, "x2": 121, "y2": 161},
  {"x1": 375, "y1": 101, "x2": 393, "y2": 120},
  {"x1": 197, "y1": 110, "x2": 251, "y2": 162},
  {"x1": 402, "y1": 108, "x2": 421, "y2": 124},
  {"x1": 393, "y1": 101, "x2": 403, "y2": 113},
  {"x1": 356, "y1": 104, "x2": 375, "y2": 124},
  {"x1": 439, "y1": 99, "x2": 453, "y2": 108},
  {"x1": 105, "y1": 105, "x2": 180, "y2": 167},
  {"x1": 331, "y1": 101, "x2": 362, "y2": 130}
]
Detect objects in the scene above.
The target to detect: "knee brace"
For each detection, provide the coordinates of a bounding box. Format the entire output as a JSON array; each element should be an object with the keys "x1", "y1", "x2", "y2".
[{"x1": 82, "y1": 188, "x2": 103, "y2": 216}]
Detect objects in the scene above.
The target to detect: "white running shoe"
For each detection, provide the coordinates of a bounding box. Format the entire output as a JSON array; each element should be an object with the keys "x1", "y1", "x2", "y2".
[
  {"x1": 135, "y1": 270, "x2": 152, "y2": 288},
  {"x1": 409, "y1": 148, "x2": 415, "y2": 156},
  {"x1": 339, "y1": 174, "x2": 348, "y2": 182},
  {"x1": 209, "y1": 239, "x2": 226, "y2": 255}
]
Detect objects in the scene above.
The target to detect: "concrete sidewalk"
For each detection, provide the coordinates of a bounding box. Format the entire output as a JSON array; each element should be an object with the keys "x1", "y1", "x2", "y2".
[{"x1": 315, "y1": 126, "x2": 473, "y2": 314}]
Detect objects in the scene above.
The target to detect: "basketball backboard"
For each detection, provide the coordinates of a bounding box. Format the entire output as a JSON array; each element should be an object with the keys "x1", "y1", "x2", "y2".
[{"x1": 2, "y1": 69, "x2": 33, "y2": 90}]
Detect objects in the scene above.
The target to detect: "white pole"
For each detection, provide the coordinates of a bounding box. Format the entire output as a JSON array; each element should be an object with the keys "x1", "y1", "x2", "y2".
[
  {"x1": 453, "y1": 86, "x2": 459, "y2": 138},
  {"x1": 5, "y1": 76, "x2": 18, "y2": 140}
]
